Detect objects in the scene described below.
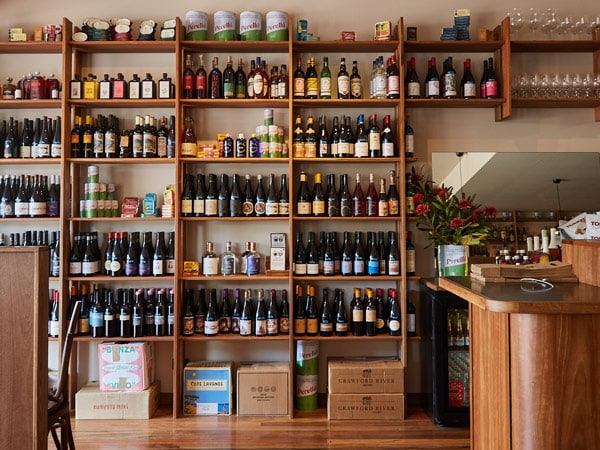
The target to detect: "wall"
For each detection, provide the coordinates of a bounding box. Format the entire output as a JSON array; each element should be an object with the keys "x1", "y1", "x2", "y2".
[{"x1": 3, "y1": 0, "x2": 599, "y2": 394}]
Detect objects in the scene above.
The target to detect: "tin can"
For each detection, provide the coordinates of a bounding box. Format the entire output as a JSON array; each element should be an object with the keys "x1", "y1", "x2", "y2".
[
  {"x1": 214, "y1": 11, "x2": 236, "y2": 41},
  {"x1": 295, "y1": 340, "x2": 318, "y2": 411},
  {"x1": 185, "y1": 11, "x2": 208, "y2": 41},
  {"x1": 240, "y1": 11, "x2": 262, "y2": 41},
  {"x1": 266, "y1": 11, "x2": 289, "y2": 41}
]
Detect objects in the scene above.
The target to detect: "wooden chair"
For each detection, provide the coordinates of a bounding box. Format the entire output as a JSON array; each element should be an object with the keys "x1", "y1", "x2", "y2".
[{"x1": 48, "y1": 300, "x2": 81, "y2": 450}]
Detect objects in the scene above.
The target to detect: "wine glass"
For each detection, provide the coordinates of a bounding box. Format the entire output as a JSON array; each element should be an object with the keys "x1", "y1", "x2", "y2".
[
  {"x1": 550, "y1": 73, "x2": 562, "y2": 98},
  {"x1": 541, "y1": 9, "x2": 559, "y2": 38},
  {"x1": 508, "y1": 8, "x2": 524, "y2": 37},
  {"x1": 582, "y1": 73, "x2": 594, "y2": 98},
  {"x1": 594, "y1": 74, "x2": 600, "y2": 99},
  {"x1": 527, "y1": 8, "x2": 542, "y2": 38},
  {"x1": 561, "y1": 73, "x2": 573, "y2": 98},
  {"x1": 590, "y1": 16, "x2": 600, "y2": 38},
  {"x1": 556, "y1": 16, "x2": 574, "y2": 39},
  {"x1": 573, "y1": 16, "x2": 590, "y2": 38},
  {"x1": 571, "y1": 72, "x2": 584, "y2": 98}
]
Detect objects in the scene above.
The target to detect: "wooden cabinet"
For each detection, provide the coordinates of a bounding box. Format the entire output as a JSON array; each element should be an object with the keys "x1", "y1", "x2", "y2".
[{"x1": 0, "y1": 247, "x2": 49, "y2": 449}]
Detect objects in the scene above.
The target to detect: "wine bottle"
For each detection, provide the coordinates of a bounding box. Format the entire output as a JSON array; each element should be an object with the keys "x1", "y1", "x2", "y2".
[
  {"x1": 304, "y1": 56, "x2": 318, "y2": 99},
  {"x1": 293, "y1": 284, "x2": 306, "y2": 336},
  {"x1": 279, "y1": 289, "x2": 290, "y2": 335},
  {"x1": 351, "y1": 288, "x2": 365, "y2": 336},
  {"x1": 407, "y1": 298, "x2": 417, "y2": 337},
  {"x1": 339, "y1": 173, "x2": 352, "y2": 217},
  {"x1": 195, "y1": 54, "x2": 207, "y2": 99},
  {"x1": 204, "y1": 288, "x2": 219, "y2": 336},
  {"x1": 311, "y1": 172, "x2": 325, "y2": 217},
  {"x1": 333, "y1": 289, "x2": 348, "y2": 336},
  {"x1": 77, "y1": 285, "x2": 90, "y2": 336},
  {"x1": 304, "y1": 284, "x2": 319, "y2": 337},
  {"x1": 194, "y1": 289, "x2": 207, "y2": 334},
  {"x1": 103, "y1": 289, "x2": 118, "y2": 338},
  {"x1": 182, "y1": 54, "x2": 195, "y2": 98},
  {"x1": 231, "y1": 288, "x2": 242, "y2": 334},
  {"x1": 406, "y1": 56, "x2": 421, "y2": 98},
  {"x1": 217, "y1": 173, "x2": 230, "y2": 217},
  {"x1": 305, "y1": 231, "x2": 319, "y2": 276},
  {"x1": 89, "y1": 289, "x2": 104, "y2": 338},
  {"x1": 193, "y1": 173, "x2": 205, "y2": 217},
  {"x1": 293, "y1": 231, "x2": 307, "y2": 275},
  {"x1": 208, "y1": 57, "x2": 223, "y2": 99},
  {"x1": 318, "y1": 115, "x2": 330, "y2": 158},
  {"x1": 138, "y1": 231, "x2": 153, "y2": 276},
  {"x1": 353, "y1": 231, "x2": 366, "y2": 275},
  {"x1": 242, "y1": 174, "x2": 255, "y2": 216},
  {"x1": 485, "y1": 57, "x2": 499, "y2": 99},
  {"x1": 110, "y1": 231, "x2": 125, "y2": 277},
  {"x1": 386, "y1": 55, "x2": 400, "y2": 99},
  {"x1": 460, "y1": 58, "x2": 477, "y2": 99},
  {"x1": 319, "y1": 288, "x2": 333, "y2": 336},
  {"x1": 381, "y1": 115, "x2": 395, "y2": 158},
  {"x1": 234, "y1": 57, "x2": 246, "y2": 99},
  {"x1": 378, "y1": 178, "x2": 389, "y2": 217},
  {"x1": 293, "y1": 56, "x2": 305, "y2": 99},
  {"x1": 131, "y1": 288, "x2": 144, "y2": 338},
  {"x1": 152, "y1": 231, "x2": 166, "y2": 276},
  {"x1": 340, "y1": 231, "x2": 354, "y2": 276},
  {"x1": 319, "y1": 56, "x2": 332, "y2": 99},
  {"x1": 182, "y1": 289, "x2": 196, "y2": 336},
  {"x1": 364, "y1": 288, "x2": 377, "y2": 336},
  {"x1": 239, "y1": 289, "x2": 254, "y2": 337},
  {"x1": 278, "y1": 174, "x2": 289, "y2": 216},
  {"x1": 352, "y1": 172, "x2": 366, "y2": 217},
  {"x1": 254, "y1": 174, "x2": 266, "y2": 217},
  {"x1": 292, "y1": 115, "x2": 305, "y2": 158},
  {"x1": 48, "y1": 290, "x2": 60, "y2": 338},
  {"x1": 144, "y1": 289, "x2": 155, "y2": 336},
  {"x1": 69, "y1": 233, "x2": 83, "y2": 276},
  {"x1": 443, "y1": 56, "x2": 457, "y2": 98},
  {"x1": 304, "y1": 115, "x2": 317, "y2": 158},
  {"x1": 366, "y1": 231, "x2": 380, "y2": 276},
  {"x1": 366, "y1": 173, "x2": 379, "y2": 217},
  {"x1": 337, "y1": 57, "x2": 350, "y2": 99},
  {"x1": 223, "y1": 55, "x2": 235, "y2": 99},
  {"x1": 375, "y1": 288, "x2": 387, "y2": 335},
  {"x1": 426, "y1": 57, "x2": 440, "y2": 98},
  {"x1": 153, "y1": 289, "x2": 166, "y2": 336},
  {"x1": 350, "y1": 60, "x2": 362, "y2": 99},
  {"x1": 387, "y1": 170, "x2": 400, "y2": 216},
  {"x1": 367, "y1": 114, "x2": 381, "y2": 158},
  {"x1": 204, "y1": 173, "x2": 218, "y2": 217},
  {"x1": 120, "y1": 289, "x2": 132, "y2": 338},
  {"x1": 267, "y1": 289, "x2": 279, "y2": 336},
  {"x1": 255, "y1": 288, "x2": 268, "y2": 337},
  {"x1": 296, "y1": 171, "x2": 312, "y2": 216},
  {"x1": 388, "y1": 288, "x2": 401, "y2": 336},
  {"x1": 219, "y1": 288, "x2": 232, "y2": 334},
  {"x1": 480, "y1": 59, "x2": 489, "y2": 99},
  {"x1": 265, "y1": 173, "x2": 279, "y2": 217},
  {"x1": 326, "y1": 173, "x2": 339, "y2": 217}
]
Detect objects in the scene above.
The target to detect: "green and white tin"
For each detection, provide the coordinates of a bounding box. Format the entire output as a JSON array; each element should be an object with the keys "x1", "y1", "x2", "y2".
[
  {"x1": 240, "y1": 11, "x2": 262, "y2": 41},
  {"x1": 266, "y1": 11, "x2": 289, "y2": 41},
  {"x1": 185, "y1": 11, "x2": 208, "y2": 41},
  {"x1": 213, "y1": 11, "x2": 236, "y2": 41}
]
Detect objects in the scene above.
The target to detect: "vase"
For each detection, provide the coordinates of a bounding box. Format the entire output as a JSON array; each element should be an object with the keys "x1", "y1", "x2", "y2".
[{"x1": 437, "y1": 245, "x2": 469, "y2": 277}]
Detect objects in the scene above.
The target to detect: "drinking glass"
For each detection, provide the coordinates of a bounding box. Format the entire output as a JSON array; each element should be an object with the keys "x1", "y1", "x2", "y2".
[
  {"x1": 508, "y1": 8, "x2": 524, "y2": 36},
  {"x1": 541, "y1": 9, "x2": 559, "y2": 38},
  {"x1": 550, "y1": 73, "x2": 562, "y2": 98},
  {"x1": 582, "y1": 73, "x2": 594, "y2": 98},
  {"x1": 527, "y1": 8, "x2": 542, "y2": 38},
  {"x1": 573, "y1": 16, "x2": 590, "y2": 38},
  {"x1": 571, "y1": 72, "x2": 583, "y2": 98},
  {"x1": 560, "y1": 73, "x2": 573, "y2": 98},
  {"x1": 556, "y1": 16, "x2": 574, "y2": 38}
]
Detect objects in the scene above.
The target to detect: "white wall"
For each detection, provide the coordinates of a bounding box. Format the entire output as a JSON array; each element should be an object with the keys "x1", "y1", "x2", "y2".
[{"x1": 4, "y1": 0, "x2": 599, "y2": 395}]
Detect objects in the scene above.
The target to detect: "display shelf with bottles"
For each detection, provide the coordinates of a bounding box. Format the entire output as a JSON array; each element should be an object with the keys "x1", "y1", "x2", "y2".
[{"x1": 401, "y1": 17, "x2": 511, "y2": 120}]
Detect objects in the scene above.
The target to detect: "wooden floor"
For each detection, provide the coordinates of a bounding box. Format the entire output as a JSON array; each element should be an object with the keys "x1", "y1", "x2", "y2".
[{"x1": 62, "y1": 405, "x2": 470, "y2": 449}]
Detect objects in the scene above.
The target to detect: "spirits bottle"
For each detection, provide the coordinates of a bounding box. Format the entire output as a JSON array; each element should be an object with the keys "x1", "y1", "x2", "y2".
[
  {"x1": 304, "y1": 56, "x2": 318, "y2": 99},
  {"x1": 221, "y1": 241, "x2": 238, "y2": 275},
  {"x1": 202, "y1": 241, "x2": 219, "y2": 276}
]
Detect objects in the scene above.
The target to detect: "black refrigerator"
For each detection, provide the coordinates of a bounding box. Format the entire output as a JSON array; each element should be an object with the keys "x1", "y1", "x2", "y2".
[{"x1": 421, "y1": 282, "x2": 470, "y2": 427}]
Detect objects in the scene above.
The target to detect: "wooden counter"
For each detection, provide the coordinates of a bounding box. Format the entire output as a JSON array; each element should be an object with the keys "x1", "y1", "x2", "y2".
[{"x1": 438, "y1": 276, "x2": 600, "y2": 450}]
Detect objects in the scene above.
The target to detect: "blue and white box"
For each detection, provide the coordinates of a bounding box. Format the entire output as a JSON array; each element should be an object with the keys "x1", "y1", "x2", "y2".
[{"x1": 183, "y1": 361, "x2": 233, "y2": 415}]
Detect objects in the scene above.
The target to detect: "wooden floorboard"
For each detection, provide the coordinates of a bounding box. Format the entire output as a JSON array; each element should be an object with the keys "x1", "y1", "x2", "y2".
[{"x1": 62, "y1": 406, "x2": 470, "y2": 449}]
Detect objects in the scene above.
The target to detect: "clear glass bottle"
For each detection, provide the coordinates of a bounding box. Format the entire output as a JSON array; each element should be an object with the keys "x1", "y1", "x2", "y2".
[
  {"x1": 202, "y1": 241, "x2": 219, "y2": 276},
  {"x1": 221, "y1": 241, "x2": 238, "y2": 275}
]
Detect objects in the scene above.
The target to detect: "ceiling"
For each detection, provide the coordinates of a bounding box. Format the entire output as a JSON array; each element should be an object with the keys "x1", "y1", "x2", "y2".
[{"x1": 432, "y1": 152, "x2": 600, "y2": 213}]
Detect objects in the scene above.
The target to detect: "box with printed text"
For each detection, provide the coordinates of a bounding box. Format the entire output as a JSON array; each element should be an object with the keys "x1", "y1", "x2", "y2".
[{"x1": 183, "y1": 361, "x2": 233, "y2": 415}]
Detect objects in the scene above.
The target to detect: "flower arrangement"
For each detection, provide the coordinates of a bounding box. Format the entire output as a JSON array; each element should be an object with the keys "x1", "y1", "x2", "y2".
[{"x1": 411, "y1": 169, "x2": 497, "y2": 247}]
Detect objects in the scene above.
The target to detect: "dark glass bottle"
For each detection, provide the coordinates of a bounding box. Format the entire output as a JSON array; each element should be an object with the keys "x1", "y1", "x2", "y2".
[
  {"x1": 154, "y1": 289, "x2": 167, "y2": 336},
  {"x1": 139, "y1": 231, "x2": 153, "y2": 276},
  {"x1": 195, "y1": 54, "x2": 207, "y2": 99},
  {"x1": 231, "y1": 288, "x2": 242, "y2": 334},
  {"x1": 353, "y1": 231, "x2": 366, "y2": 276},
  {"x1": 217, "y1": 173, "x2": 230, "y2": 217},
  {"x1": 388, "y1": 289, "x2": 401, "y2": 336},
  {"x1": 293, "y1": 56, "x2": 305, "y2": 99},
  {"x1": 335, "y1": 289, "x2": 348, "y2": 336},
  {"x1": 318, "y1": 115, "x2": 330, "y2": 157},
  {"x1": 351, "y1": 288, "x2": 365, "y2": 336},
  {"x1": 167, "y1": 289, "x2": 175, "y2": 336},
  {"x1": 293, "y1": 284, "x2": 306, "y2": 336},
  {"x1": 242, "y1": 174, "x2": 255, "y2": 217},
  {"x1": 460, "y1": 58, "x2": 477, "y2": 99},
  {"x1": 367, "y1": 114, "x2": 381, "y2": 158},
  {"x1": 204, "y1": 289, "x2": 219, "y2": 336},
  {"x1": 305, "y1": 231, "x2": 319, "y2": 276},
  {"x1": 296, "y1": 171, "x2": 311, "y2": 216},
  {"x1": 222, "y1": 55, "x2": 235, "y2": 99},
  {"x1": 239, "y1": 289, "x2": 254, "y2": 337},
  {"x1": 338, "y1": 173, "x2": 352, "y2": 217},
  {"x1": 193, "y1": 173, "x2": 205, "y2": 217},
  {"x1": 144, "y1": 288, "x2": 155, "y2": 336},
  {"x1": 265, "y1": 173, "x2": 279, "y2": 217},
  {"x1": 229, "y1": 173, "x2": 243, "y2": 217},
  {"x1": 204, "y1": 173, "x2": 218, "y2": 217},
  {"x1": 194, "y1": 289, "x2": 207, "y2": 334},
  {"x1": 367, "y1": 231, "x2": 380, "y2": 276},
  {"x1": 254, "y1": 174, "x2": 266, "y2": 217},
  {"x1": 181, "y1": 289, "x2": 196, "y2": 336},
  {"x1": 208, "y1": 56, "x2": 223, "y2": 99},
  {"x1": 255, "y1": 289, "x2": 268, "y2": 337},
  {"x1": 89, "y1": 289, "x2": 104, "y2": 338},
  {"x1": 323, "y1": 232, "x2": 336, "y2": 276},
  {"x1": 326, "y1": 173, "x2": 339, "y2": 217},
  {"x1": 278, "y1": 174, "x2": 289, "y2": 217},
  {"x1": 375, "y1": 288, "x2": 387, "y2": 335},
  {"x1": 305, "y1": 284, "x2": 319, "y2": 337},
  {"x1": 352, "y1": 172, "x2": 366, "y2": 217},
  {"x1": 234, "y1": 57, "x2": 247, "y2": 99},
  {"x1": 279, "y1": 289, "x2": 290, "y2": 335},
  {"x1": 293, "y1": 231, "x2": 307, "y2": 275},
  {"x1": 340, "y1": 231, "x2": 354, "y2": 276},
  {"x1": 366, "y1": 173, "x2": 379, "y2": 217},
  {"x1": 103, "y1": 289, "x2": 118, "y2": 338},
  {"x1": 119, "y1": 289, "x2": 132, "y2": 338},
  {"x1": 311, "y1": 172, "x2": 325, "y2": 217},
  {"x1": 152, "y1": 231, "x2": 166, "y2": 276},
  {"x1": 219, "y1": 288, "x2": 232, "y2": 334},
  {"x1": 267, "y1": 289, "x2": 279, "y2": 336},
  {"x1": 319, "y1": 288, "x2": 333, "y2": 336},
  {"x1": 132, "y1": 288, "x2": 145, "y2": 338}
]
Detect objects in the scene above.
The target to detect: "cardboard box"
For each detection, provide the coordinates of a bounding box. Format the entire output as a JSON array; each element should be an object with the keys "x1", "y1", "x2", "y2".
[
  {"x1": 327, "y1": 393, "x2": 405, "y2": 420},
  {"x1": 75, "y1": 381, "x2": 160, "y2": 419},
  {"x1": 237, "y1": 362, "x2": 290, "y2": 416},
  {"x1": 98, "y1": 342, "x2": 154, "y2": 392},
  {"x1": 328, "y1": 358, "x2": 404, "y2": 394},
  {"x1": 183, "y1": 361, "x2": 233, "y2": 415}
]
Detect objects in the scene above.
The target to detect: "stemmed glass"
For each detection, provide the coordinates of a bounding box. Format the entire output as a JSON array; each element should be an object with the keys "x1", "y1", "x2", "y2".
[
  {"x1": 556, "y1": 16, "x2": 574, "y2": 38},
  {"x1": 541, "y1": 9, "x2": 559, "y2": 38},
  {"x1": 573, "y1": 16, "x2": 590, "y2": 38},
  {"x1": 508, "y1": 8, "x2": 524, "y2": 37},
  {"x1": 527, "y1": 8, "x2": 542, "y2": 38}
]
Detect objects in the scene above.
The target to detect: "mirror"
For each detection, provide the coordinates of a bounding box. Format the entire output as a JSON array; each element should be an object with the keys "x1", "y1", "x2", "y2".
[{"x1": 431, "y1": 152, "x2": 600, "y2": 213}]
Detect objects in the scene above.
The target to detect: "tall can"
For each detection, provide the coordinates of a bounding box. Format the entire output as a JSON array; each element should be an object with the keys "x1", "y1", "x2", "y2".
[
  {"x1": 240, "y1": 11, "x2": 262, "y2": 41},
  {"x1": 214, "y1": 11, "x2": 236, "y2": 41},
  {"x1": 185, "y1": 11, "x2": 208, "y2": 41},
  {"x1": 295, "y1": 340, "x2": 318, "y2": 410},
  {"x1": 266, "y1": 11, "x2": 289, "y2": 41}
]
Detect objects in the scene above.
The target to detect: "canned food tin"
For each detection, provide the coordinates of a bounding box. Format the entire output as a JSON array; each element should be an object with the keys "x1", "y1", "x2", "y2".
[
  {"x1": 240, "y1": 11, "x2": 262, "y2": 41},
  {"x1": 266, "y1": 11, "x2": 289, "y2": 41},
  {"x1": 185, "y1": 11, "x2": 208, "y2": 40},
  {"x1": 214, "y1": 11, "x2": 236, "y2": 41}
]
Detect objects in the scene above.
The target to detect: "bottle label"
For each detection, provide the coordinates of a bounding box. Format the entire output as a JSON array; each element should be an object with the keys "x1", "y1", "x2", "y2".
[
  {"x1": 388, "y1": 199, "x2": 399, "y2": 216},
  {"x1": 49, "y1": 320, "x2": 60, "y2": 337},
  {"x1": 485, "y1": 80, "x2": 498, "y2": 97},
  {"x1": 110, "y1": 260, "x2": 121, "y2": 273},
  {"x1": 294, "y1": 262, "x2": 307, "y2": 275},
  {"x1": 306, "y1": 262, "x2": 319, "y2": 276},
  {"x1": 341, "y1": 260, "x2": 353, "y2": 275},
  {"x1": 387, "y1": 75, "x2": 400, "y2": 96},
  {"x1": 246, "y1": 256, "x2": 260, "y2": 275},
  {"x1": 192, "y1": 199, "x2": 204, "y2": 215},
  {"x1": 280, "y1": 317, "x2": 289, "y2": 333},
  {"x1": 254, "y1": 200, "x2": 266, "y2": 216},
  {"x1": 203, "y1": 257, "x2": 219, "y2": 275},
  {"x1": 463, "y1": 82, "x2": 477, "y2": 98},
  {"x1": 407, "y1": 82, "x2": 420, "y2": 97},
  {"x1": 221, "y1": 257, "x2": 235, "y2": 275},
  {"x1": 366, "y1": 309, "x2": 377, "y2": 322},
  {"x1": 152, "y1": 260, "x2": 164, "y2": 276},
  {"x1": 205, "y1": 319, "x2": 219, "y2": 335},
  {"x1": 133, "y1": 315, "x2": 142, "y2": 327},
  {"x1": 14, "y1": 202, "x2": 29, "y2": 216},
  {"x1": 183, "y1": 317, "x2": 194, "y2": 335},
  {"x1": 406, "y1": 250, "x2": 416, "y2": 274},
  {"x1": 220, "y1": 317, "x2": 231, "y2": 333},
  {"x1": 323, "y1": 260, "x2": 335, "y2": 276},
  {"x1": 145, "y1": 314, "x2": 154, "y2": 325},
  {"x1": 29, "y1": 202, "x2": 47, "y2": 216},
  {"x1": 89, "y1": 311, "x2": 103, "y2": 328},
  {"x1": 82, "y1": 261, "x2": 96, "y2": 275},
  {"x1": 139, "y1": 262, "x2": 152, "y2": 276},
  {"x1": 320, "y1": 322, "x2": 333, "y2": 333},
  {"x1": 239, "y1": 318, "x2": 253, "y2": 336},
  {"x1": 265, "y1": 202, "x2": 279, "y2": 216},
  {"x1": 338, "y1": 76, "x2": 349, "y2": 96},
  {"x1": 205, "y1": 199, "x2": 217, "y2": 216},
  {"x1": 306, "y1": 318, "x2": 318, "y2": 334},
  {"x1": 427, "y1": 80, "x2": 440, "y2": 97},
  {"x1": 294, "y1": 318, "x2": 306, "y2": 334},
  {"x1": 125, "y1": 262, "x2": 138, "y2": 277},
  {"x1": 69, "y1": 261, "x2": 82, "y2": 275},
  {"x1": 305, "y1": 78, "x2": 318, "y2": 97},
  {"x1": 353, "y1": 260, "x2": 364, "y2": 274},
  {"x1": 51, "y1": 143, "x2": 61, "y2": 158},
  {"x1": 378, "y1": 201, "x2": 389, "y2": 217},
  {"x1": 351, "y1": 78, "x2": 362, "y2": 97},
  {"x1": 79, "y1": 318, "x2": 90, "y2": 334},
  {"x1": 294, "y1": 78, "x2": 305, "y2": 97},
  {"x1": 389, "y1": 319, "x2": 400, "y2": 332},
  {"x1": 367, "y1": 260, "x2": 380, "y2": 275},
  {"x1": 405, "y1": 134, "x2": 415, "y2": 155},
  {"x1": 242, "y1": 201, "x2": 254, "y2": 216},
  {"x1": 159, "y1": 81, "x2": 171, "y2": 98},
  {"x1": 312, "y1": 200, "x2": 325, "y2": 215},
  {"x1": 278, "y1": 201, "x2": 289, "y2": 216},
  {"x1": 166, "y1": 259, "x2": 175, "y2": 274},
  {"x1": 382, "y1": 142, "x2": 394, "y2": 158},
  {"x1": 336, "y1": 322, "x2": 348, "y2": 332},
  {"x1": 320, "y1": 77, "x2": 331, "y2": 97},
  {"x1": 368, "y1": 133, "x2": 380, "y2": 152},
  {"x1": 181, "y1": 199, "x2": 193, "y2": 214},
  {"x1": 352, "y1": 309, "x2": 364, "y2": 322},
  {"x1": 373, "y1": 75, "x2": 387, "y2": 97},
  {"x1": 293, "y1": 141, "x2": 305, "y2": 158},
  {"x1": 443, "y1": 73, "x2": 457, "y2": 97},
  {"x1": 195, "y1": 316, "x2": 205, "y2": 333},
  {"x1": 297, "y1": 202, "x2": 311, "y2": 215},
  {"x1": 267, "y1": 318, "x2": 278, "y2": 335},
  {"x1": 304, "y1": 141, "x2": 317, "y2": 158},
  {"x1": 388, "y1": 260, "x2": 400, "y2": 276},
  {"x1": 255, "y1": 318, "x2": 267, "y2": 336},
  {"x1": 181, "y1": 142, "x2": 197, "y2": 157},
  {"x1": 407, "y1": 314, "x2": 416, "y2": 333},
  {"x1": 37, "y1": 143, "x2": 50, "y2": 157}
]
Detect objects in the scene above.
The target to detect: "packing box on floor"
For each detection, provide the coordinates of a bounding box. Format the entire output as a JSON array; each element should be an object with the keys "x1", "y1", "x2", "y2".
[
  {"x1": 327, "y1": 393, "x2": 405, "y2": 420},
  {"x1": 237, "y1": 362, "x2": 290, "y2": 416},
  {"x1": 183, "y1": 361, "x2": 233, "y2": 415},
  {"x1": 75, "y1": 381, "x2": 160, "y2": 419},
  {"x1": 98, "y1": 341, "x2": 154, "y2": 392},
  {"x1": 328, "y1": 358, "x2": 404, "y2": 394}
]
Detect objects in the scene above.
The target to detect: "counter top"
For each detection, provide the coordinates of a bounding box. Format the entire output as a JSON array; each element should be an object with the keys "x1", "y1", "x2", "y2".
[{"x1": 438, "y1": 277, "x2": 600, "y2": 314}]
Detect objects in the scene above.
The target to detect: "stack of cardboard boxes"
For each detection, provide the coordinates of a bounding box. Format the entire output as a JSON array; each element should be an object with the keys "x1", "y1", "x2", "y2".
[{"x1": 327, "y1": 358, "x2": 405, "y2": 420}]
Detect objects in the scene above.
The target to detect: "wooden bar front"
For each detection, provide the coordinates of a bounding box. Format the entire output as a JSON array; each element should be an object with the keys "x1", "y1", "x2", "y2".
[
  {"x1": 0, "y1": 247, "x2": 49, "y2": 450},
  {"x1": 439, "y1": 242, "x2": 600, "y2": 450}
]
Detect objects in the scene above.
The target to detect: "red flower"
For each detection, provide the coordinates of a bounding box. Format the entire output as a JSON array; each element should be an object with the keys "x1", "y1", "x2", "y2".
[
  {"x1": 416, "y1": 203, "x2": 430, "y2": 216},
  {"x1": 458, "y1": 198, "x2": 472, "y2": 210},
  {"x1": 484, "y1": 206, "x2": 498, "y2": 217},
  {"x1": 436, "y1": 188, "x2": 447, "y2": 199},
  {"x1": 413, "y1": 193, "x2": 424, "y2": 204},
  {"x1": 450, "y1": 218, "x2": 464, "y2": 228}
]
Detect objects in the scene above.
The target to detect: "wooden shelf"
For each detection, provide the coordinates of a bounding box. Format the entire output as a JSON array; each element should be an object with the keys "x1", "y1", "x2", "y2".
[
  {"x1": 0, "y1": 158, "x2": 61, "y2": 164},
  {"x1": 0, "y1": 41, "x2": 62, "y2": 53},
  {"x1": 69, "y1": 216, "x2": 174, "y2": 222},
  {"x1": 179, "y1": 157, "x2": 288, "y2": 163},
  {"x1": 181, "y1": 216, "x2": 289, "y2": 221},
  {"x1": 68, "y1": 275, "x2": 174, "y2": 282},
  {"x1": 181, "y1": 40, "x2": 289, "y2": 53},
  {"x1": 180, "y1": 98, "x2": 289, "y2": 108},
  {"x1": 293, "y1": 215, "x2": 401, "y2": 221},
  {"x1": 180, "y1": 334, "x2": 289, "y2": 342},
  {"x1": 293, "y1": 40, "x2": 400, "y2": 53},
  {"x1": 0, "y1": 216, "x2": 60, "y2": 222},
  {"x1": 403, "y1": 40, "x2": 504, "y2": 53},
  {"x1": 293, "y1": 99, "x2": 399, "y2": 108},
  {"x1": 292, "y1": 334, "x2": 403, "y2": 341},
  {"x1": 292, "y1": 275, "x2": 402, "y2": 281},
  {"x1": 68, "y1": 157, "x2": 175, "y2": 164},
  {"x1": 0, "y1": 99, "x2": 61, "y2": 109},
  {"x1": 512, "y1": 98, "x2": 600, "y2": 108},
  {"x1": 68, "y1": 98, "x2": 175, "y2": 108},
  {"x1": 74, "y1": 335, "x2": 174, "y2": 342},
  {"x1": 69, "y1": 40, "x2": 176, "y2": 53},
  {"x1": 180, "y1": 274, "x2": 290, "y2": 282},
  {"x1": 405, "y1": 98, "x2": 505, "y2": 108},
  {"x1": 293, "y1": 156, "x2": 400, "y2": 163},
  {"x1": 510, "y1": 39, "x2": 600, "y2": 53}
]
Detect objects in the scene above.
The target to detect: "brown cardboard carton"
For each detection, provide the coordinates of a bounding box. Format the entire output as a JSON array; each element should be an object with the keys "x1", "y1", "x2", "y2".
[
  {"x1": 237, "y1": 362, "x2": 290, "y2": 416},
  {"x1": 328, "y1": 358, "x2": 404, "y2": 394},
  {"x1": 75, "y1": 381, "x2": 160, "y2": 419},
  {"x1": 327, "y1": 393, "x2": 405, "y2": 420}
]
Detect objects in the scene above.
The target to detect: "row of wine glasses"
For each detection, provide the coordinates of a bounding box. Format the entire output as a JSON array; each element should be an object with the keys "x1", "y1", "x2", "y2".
[
  {"x1": 508, "y1": 8, "x2": 600, "y2": 39},
  {"x1": 512, "y1": 72, "x2": 600, "y2": 99}
]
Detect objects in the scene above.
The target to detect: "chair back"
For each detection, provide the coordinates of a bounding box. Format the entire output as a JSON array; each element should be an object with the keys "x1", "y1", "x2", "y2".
[{"x1": 50, "y1": 300, "x2": 81, "y2": 402}]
